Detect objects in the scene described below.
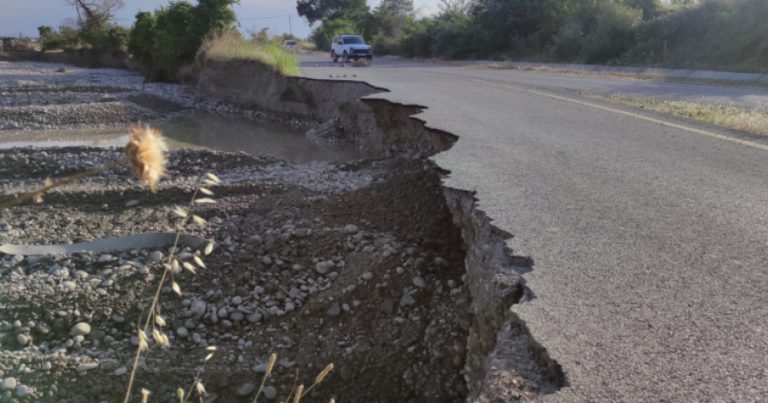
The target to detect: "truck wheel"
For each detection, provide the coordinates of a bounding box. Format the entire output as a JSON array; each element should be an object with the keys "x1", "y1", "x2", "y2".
[
  {"x1": 343, "y1": 51, "x2": 349, "y2": 63},
  {"x1": 331, "y1": 51, "x2": 338, "y2": 63}
]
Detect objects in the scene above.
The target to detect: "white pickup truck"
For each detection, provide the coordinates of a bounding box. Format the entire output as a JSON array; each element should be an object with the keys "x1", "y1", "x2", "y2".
[{"x1": 330, "y1": 35, "x2": 373, "y2": 63}]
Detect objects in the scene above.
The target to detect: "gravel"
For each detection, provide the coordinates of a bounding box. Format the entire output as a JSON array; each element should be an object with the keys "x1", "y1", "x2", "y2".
[
  {"x1": 2, "y1": 378, "x2": 17, "y2": 391},
  {"x1": 0, "y1": 61, "x2": 471, "y2": 402},
  {"x1": 69, "y1": 322, "x2": 91, "y2": 337}
]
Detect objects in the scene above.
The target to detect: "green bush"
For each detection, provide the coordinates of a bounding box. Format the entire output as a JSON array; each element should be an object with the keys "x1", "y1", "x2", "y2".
[
  {"x1": 38, "y1": 26, "x2": 68, "y2": 51},
  {"x1": 400, "y1": 11, "x2": 476, "y2": 59},
  {"x1": 582, "y1": 1, "x2": 643, "y2": 63},
  {"x1": 128, "y1": 0, "x2": 237, "y2": 81},
  {"x1": 551, "y1": 20, "x2": 584, "y2": 61},
  {"x1": 38, "y1": 22, "x2": 127, "y2": 54},
  {"x1": 621, "y1": 0, "x2": 768, "y2": 71}
]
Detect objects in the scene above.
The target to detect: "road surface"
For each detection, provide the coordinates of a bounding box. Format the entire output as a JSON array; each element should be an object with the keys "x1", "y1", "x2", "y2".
[{"x1": 300, "y1": 54, "x2": 768, "y2": 401}]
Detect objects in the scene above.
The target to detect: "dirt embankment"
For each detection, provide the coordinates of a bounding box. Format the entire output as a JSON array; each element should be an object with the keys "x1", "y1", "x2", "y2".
[
  {"x1": 0, "y1": 58, "x2": 563, "y2": 402},
  {"x1": 195, "y1": 56, "x2": 456, "y2": 158},
  {"x1": 193, "y1": 58, "x2": 566, "y2": 401}
]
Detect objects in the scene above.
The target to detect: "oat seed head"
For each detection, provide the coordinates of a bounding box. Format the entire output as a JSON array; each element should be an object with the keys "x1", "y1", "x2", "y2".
[
  {"x1": 206, "y1": 172, "x2": 221, "y2": 184},
  {"x1": 140, "y1": 388, "x2": 151, "y2": 403},
  {"x1": 182, "y1": 261, "x2": 197, "y2": 274},
  {"x1": 176, "y1": 388, "x2": 185, "y2": 402},
  {"x1": 315, "y1": 363, "x2": 334, "y2": 384},
  {"x1": 204, "y1": 241, "x2": 215, "y2": 256},
  {"x1": 173, "y1": 207, "x2": 188, "y2": 218},
  {"x1": 193, "y1": 255, "x2": 206, "y2": 269},
  {"x1": 125, "y1": 125, "x2": 168, "y2": 192},
  {"x1": 152, "y1": 328, "x2": 169, "y2": 348},
  {"x1": 266, "y1": 353, "x2": 277, "y2": 375},
  {"x1": 293, "y1": 385, "x2": 304, "y2": 403},
  {"x1": 171, "y1": 281, "x2": 182, "y2": 296},
  {"x1": 138, "y1": 330, "x2": 149, "y2": 352}
]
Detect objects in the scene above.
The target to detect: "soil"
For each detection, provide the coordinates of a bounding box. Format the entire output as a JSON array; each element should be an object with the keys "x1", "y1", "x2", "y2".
[{"x1": 0, "y1": 61, "x2": 472, "y2": 403}]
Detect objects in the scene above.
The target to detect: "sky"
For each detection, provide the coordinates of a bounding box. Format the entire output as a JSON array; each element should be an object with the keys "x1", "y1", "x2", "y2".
[{"x1": 0, "y1": 0, "x2": 441, "y2": 39}]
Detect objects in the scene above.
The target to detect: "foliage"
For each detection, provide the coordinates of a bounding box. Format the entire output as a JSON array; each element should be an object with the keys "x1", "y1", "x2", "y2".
[
  {"x1": 203, "y1": 32, "x2": 300, "y2": 76},
  {"x1": 37, "y1": 0, "x2": 128, "y2": 54},
  {"x1": 399, "y1": 9, "x2": 477, "y2": 59},
  {"x1": 38, "y1": 26, "x2": 68, "y2": 51},
  {"x1": 581, "y1": 1, "x2": 643, "y2": 63},
  {"x1": 619, "y1": 0, "x2": 768, "y2": 71},
  {"x1": 127, "y1": 0, "x2": 238, "y2": 81},
  {"x1": 298, "y1": 0, "x2": 767, "y2": 72},
  {"x1": 309, "y1": 18, "x2": 358, "y2": 51},
  {"x1": 297, "y1": 0, "x2": 368, "y2": 26}
]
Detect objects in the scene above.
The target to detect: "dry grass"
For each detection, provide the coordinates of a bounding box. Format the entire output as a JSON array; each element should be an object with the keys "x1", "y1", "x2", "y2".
[
  {"x1": 0, "y1": 123, "x2": 336, "y2": 401},
  {"x1": 126, "y1": 125, "x2": 168, "y2": 192},
  {"x1": 123, "y1": 169, "x2": 220, "y2": 403},
  {"x1": 203, "y1": 33, "x2": 300, "y2": 76},
  {"x1": 603, "y1": 95, "x2": 768, "y2": 137}
]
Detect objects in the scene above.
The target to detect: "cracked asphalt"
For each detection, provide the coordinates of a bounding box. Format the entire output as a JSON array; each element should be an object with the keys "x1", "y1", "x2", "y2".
[{"x1": 301, "y1": 54, "x2": 768, "y2": 401}]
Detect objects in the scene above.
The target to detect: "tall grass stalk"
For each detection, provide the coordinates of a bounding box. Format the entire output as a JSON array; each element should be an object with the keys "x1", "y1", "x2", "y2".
[
  {"x1": 122, "y1": 173, "x2": 219, "y2": 403},
  {"x1": 0, "y1": 159, "x2": 124, "y2": 210}
]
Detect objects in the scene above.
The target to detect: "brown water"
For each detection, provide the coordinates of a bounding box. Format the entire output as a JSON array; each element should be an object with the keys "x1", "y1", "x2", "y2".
[{"x1": 0, "y1": 111, "x2": 366, "y2": 163}]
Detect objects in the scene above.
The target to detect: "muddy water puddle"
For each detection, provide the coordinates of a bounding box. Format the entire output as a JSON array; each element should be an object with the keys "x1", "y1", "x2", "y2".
[{"x1": 0, "y1": 111, "x2": 366, "y2": 162}]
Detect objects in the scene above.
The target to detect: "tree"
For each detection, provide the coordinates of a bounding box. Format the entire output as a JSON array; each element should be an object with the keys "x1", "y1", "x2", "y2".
[
  {"x1": 470, "y1": 0, "x2": 571, "y2": 54},
  {"x1": 296, "y1": 0, "x2": 367, "y2": 26},
  {"x1": 379, "y1": 0, "x2": 414, "y2": 16},
  {"x1": 194, "y1": 0, "x2": 238, "y2": 38},
  {"x1": 438, "y1": 0, "x2": 469, "y2": 13},
  {"x1": 66, "y1": 0, "x2": 124, "y2": 25},
  {"x1": 127, "y1": 0, "x2": 239, "y2": 81},
  {"x1": 624, "y1": 0, "x2": 660, "y2": 19},
  {"x1": 38, "y1": 26, "x2": 64, "y2": 51},
  {"x1": 309, "y1": 18, "x2": 357, "y2": 50},
  {"x1": 64, "y1": 0, "x2": 127, "y2": 53}
]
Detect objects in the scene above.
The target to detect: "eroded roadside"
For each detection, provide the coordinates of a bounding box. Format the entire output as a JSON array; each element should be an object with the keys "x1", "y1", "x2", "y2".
[{"x1": 0, "y1": 59, "x2": 562, "y2": 402}]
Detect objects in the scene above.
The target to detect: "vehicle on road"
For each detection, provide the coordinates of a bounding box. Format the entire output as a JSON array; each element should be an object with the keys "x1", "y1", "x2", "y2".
[
  {"x1": 283, "y1": 40, "x2": 299, "y2": 54},
  {"x1": 330, "y1": 35, "x2": 373, "y2": 64}
]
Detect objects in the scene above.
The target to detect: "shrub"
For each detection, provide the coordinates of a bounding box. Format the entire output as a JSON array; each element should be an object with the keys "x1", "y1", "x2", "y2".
[
  {"x1": 127, "y1": 0, "x2": 237, "y2": 81},
  {"x1": 582, "y1": 1, "x2": 643, "y2": 63}
]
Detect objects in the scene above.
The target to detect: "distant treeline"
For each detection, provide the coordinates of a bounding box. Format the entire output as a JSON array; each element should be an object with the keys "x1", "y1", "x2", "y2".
[
  {"x1": 37, "y1": 0, "x2": 241, "y2": 81},
  {"x1": 302, "y1": 0, "x2": 768, "y2": 72}
]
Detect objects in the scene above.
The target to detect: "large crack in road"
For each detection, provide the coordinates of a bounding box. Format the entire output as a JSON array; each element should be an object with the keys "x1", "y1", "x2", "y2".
[{"x1": 0, "y1": 58, "x2": 565, "y2": 402}]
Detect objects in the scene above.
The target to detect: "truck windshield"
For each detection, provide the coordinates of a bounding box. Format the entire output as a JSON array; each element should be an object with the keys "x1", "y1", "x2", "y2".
[{"x1": 343, "y1": 37, "x2": 365, "y2": 45}]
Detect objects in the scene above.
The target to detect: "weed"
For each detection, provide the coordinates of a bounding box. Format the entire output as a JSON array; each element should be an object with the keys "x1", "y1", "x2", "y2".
[
  {"x1": 605, "y1": 95, "x2": 768, "y2": 137},
  {"x1": 203, "y1": 33, "x2": 300, "y2": 76},
  {"x1": 122, "y1": 170, "x2": 220, "y2": 402}
]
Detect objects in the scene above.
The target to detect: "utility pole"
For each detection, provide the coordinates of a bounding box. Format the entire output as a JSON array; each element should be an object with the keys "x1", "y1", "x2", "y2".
[{"x1": 288, "y1": 15, "x2": 293, "y2": 37}]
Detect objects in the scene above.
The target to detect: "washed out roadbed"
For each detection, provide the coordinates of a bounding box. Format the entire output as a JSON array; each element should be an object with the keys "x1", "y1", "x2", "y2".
[{"x1": 0, "y1": 148, "x2": 470, "y2": 402}]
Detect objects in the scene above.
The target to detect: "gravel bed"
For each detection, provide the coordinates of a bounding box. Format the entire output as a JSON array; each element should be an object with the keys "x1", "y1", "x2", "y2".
[
  {"x1": 0, "y1": 148, "x2": 469, "y2": 402},
  {"x1": 0, "y1": 61, "x2": 471, "y2": 402}
]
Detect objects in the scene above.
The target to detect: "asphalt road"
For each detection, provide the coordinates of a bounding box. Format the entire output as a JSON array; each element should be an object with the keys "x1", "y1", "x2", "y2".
[{"x1": 300, "y1": 54, "x2": 768, "y2": 401}]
